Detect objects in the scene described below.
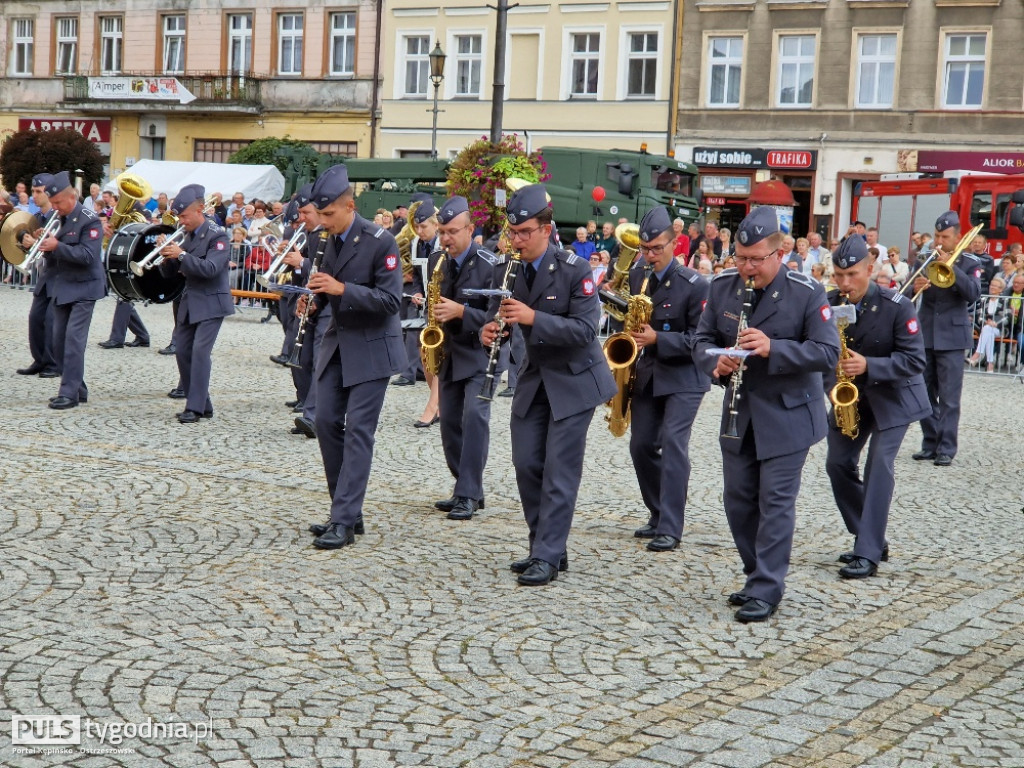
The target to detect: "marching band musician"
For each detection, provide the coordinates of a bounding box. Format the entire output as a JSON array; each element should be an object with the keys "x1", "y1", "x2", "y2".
[
  {"x1": 303, "y1": 165, "x2": 405, "y2": 550},
  {"x1": 34, "y1": 171, "x2": 106, "y2": 409},
  {"x1": 157, "y1": 184, "x2": 234, "y2": 424},
  {"x1": 693, "y1": 207, "x2": 838, "y2": 622},
  {"x1": 15, "y1": 172, "x2": 60, "y2": 379},
  {"x1": 394, "y1": 193, "x2": 436, "y2": 388},
  {"x1": 911, "y1": 211, "x2": 982, "y2": 467},
  {"x1": 480, "y1": 183, "x2": 617, "y2": 586},
  {"x1": 627, "y1": 207, "x2": 710, "y2": 552},
  {"x1": 274, "y1": 199, "x2": 308, "y2": 419},
  {"x1": 428, "y1": 195, "x2": 500, "y2": 521},
  {"x1": 825, "y1": 236, "x2": 931, "y2": 579},
  {"x1": 291, "y1": 183, "x2": 328, "y2": 439}
]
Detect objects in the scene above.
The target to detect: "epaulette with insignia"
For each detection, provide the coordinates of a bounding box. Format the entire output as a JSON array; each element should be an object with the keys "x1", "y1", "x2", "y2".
[
  {"x1": 786, "y1": 270, "x2": 815, "y2": 288},
  {"x1": 373, "y1": 227, "x2": 385, "y2": 239},
  {"x1": 687, "y1": 272, "x2": 700, "y2": 284},
  {"x1": 476, "y1": 248, "x2": 498, "y2": 266},
  {"x1": 82, "y1": 208, "x2": 97, "y2": 219},
  {"x1": 564, "y1": 252, "x2": 580, "y2": 266},
  {"x1": 711, "y1": 267, "x2": 738, "y2": 281},
  {"x1": 888, "y1": 290, "x2": 904, "y2": 304}
]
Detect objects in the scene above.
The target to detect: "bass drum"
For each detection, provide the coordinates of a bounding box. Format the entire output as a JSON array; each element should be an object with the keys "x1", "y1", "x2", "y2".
[{"x1": 106, "y1": 222, "x2": 185, "y2": 304}]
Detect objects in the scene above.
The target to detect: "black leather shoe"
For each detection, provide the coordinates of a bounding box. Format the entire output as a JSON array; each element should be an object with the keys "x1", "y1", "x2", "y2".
[
  {"x1": 50, "y1": 395, "x2": 87, "y2": 404},
  {"x1": 313, "y1": 523, "x2": 356, "y2": 549},
  {"x1": 511, "y1": 553, "x2": 567, "y2": 574},
  {"x1": 310, "y1": 519, "x2": 364, "y2": 536},
  {"x1": 167, "y1": 388, "x2": 187, "y2": 399},
  {"x1": 294, "y1": 416, "x2": 316, "y2": 438},
  {"x1": 269, "y1": 354, "x2": 289, "y2": 366},
  {"x1": 498, "y1": 387, "x2": 515, "y2": 398},
  {"x1": 48, "y1": 396, "x2": 78, "y2": 410},
  {"x1": 285, "y1": 399, "x2": 300, "y2": 408},
  {"x1": 633, "y1": 524, "x2": 657, "y2": 539},
  {"x1": 126, "y1": 338, "x2": 150, "y2": 348},
  {"x1": 391, "y1": 376, "x2": 415, "y2": 386},
  {"x1": 839, "y1": 545, "x2": 888, "y2": 564},
  {"x1": 38, "y1": 369, "x2": 60, "y2": 378},
  {"x1": 839, "y1": 557, "x2": 878, "y2": 579},
  {"x1": 158, "y1": 344, "x2": 176, "y2": 356},
  {"x1": 933, "y1": 454, "x2": 953, "y2": 466},
  {"x1": 98, "y1": 340, "x2": 124, "y2": 349},
  {"x1": 727, "y1": 592, "x2": 752, "y2": 606},
  {"x1": 647, "y1": 535, "x2": 680, "y2": 552},
  {"x1": 517, "y1": 559, "x2": 558, "y2": 586},
  {"x1": 735, "y1": 598, "x2": 777, "y2": 623},
  {"x1": 446, "y1": 497, "x2": 480, "y2": 521},
  {"x1": 16, "y1": 363, "x2": 44, "y2": 375},
  {"x1": 292, "y1": 401, "x2": 305, "y2": 413},
  {"x1": 177, "y1": 410, "x2": 201, "y2": 424},
  {"x1": 912, "y1": 450, "x2": 937, "y2": 461},
  {"x1": 290, "y1": 426, "x2": 304, "y2": 434},
  {"x1": 435, "y1": 495, "x2": 485, "y2": 511}
]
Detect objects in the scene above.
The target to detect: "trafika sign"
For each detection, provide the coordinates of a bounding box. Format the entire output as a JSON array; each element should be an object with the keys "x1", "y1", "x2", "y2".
[{"x1": 18, "y1": 118, "x2": 112, "y2": 144}]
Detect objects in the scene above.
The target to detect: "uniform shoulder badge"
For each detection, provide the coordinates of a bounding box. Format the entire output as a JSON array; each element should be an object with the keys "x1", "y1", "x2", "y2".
[
  {"x1": 786, "y1": 270, "x2": 815, "y2": 289},
  {"x1": 711, "y1": 267, "x2": 738, "y2": 282},
  {"x1": 373, "y1": 226, "x2": 385, "y2": 239},
  {"x1": 887, "y1": 289, "x2": 904, "y2": 304},
  {"x1": 563, "y1": 251, "x2": 580, "y2": 266},
  {"x1": 81, "y1": 207, "x2": 97, "y2": 220},
  {"x1": 476, "y1": 248, "x2": 498, "y2": 266}
]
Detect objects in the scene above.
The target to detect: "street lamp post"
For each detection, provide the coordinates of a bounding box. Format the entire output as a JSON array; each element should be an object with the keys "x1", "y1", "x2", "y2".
[{"x1": 428, "y1": 41, "x2": 446, "y2": 160}]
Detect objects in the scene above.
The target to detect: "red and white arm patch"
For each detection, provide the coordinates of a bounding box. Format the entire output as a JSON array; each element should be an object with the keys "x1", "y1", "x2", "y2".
[
  {"x1": 820, "y1": 305, "x2": 832, "y2": 322},
  {"x1": 906, "y1": 318, "x2": 919, "y2": 335},
  {"x1": 216, "y1": 241, "x2": 225, "y2": 250},
  {"x1": 385, "y1": 253, "x2": 398, "y2": 271},
  {"x1": 701, "y1": 299, "x2": 707, "y2": 312},
  {"x1": 582, "y1": 278, "x2": 595, "y2": 296}
]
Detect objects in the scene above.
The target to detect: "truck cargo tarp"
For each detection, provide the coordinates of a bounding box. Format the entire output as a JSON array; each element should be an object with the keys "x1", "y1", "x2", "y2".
[{"x1": 106, "y1": 160, "x2": 285, "y2": 202}]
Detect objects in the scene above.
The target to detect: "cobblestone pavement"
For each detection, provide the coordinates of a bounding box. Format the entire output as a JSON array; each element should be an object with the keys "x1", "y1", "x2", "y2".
[{"x1": 0, "y1": 289, "x2": 1022, "y2": 768}]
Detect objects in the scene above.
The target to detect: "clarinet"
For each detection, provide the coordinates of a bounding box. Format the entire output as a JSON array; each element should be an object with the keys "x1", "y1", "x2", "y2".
[
  {"x1": 722, "y1": 278, "x2": 756, "y2": 439},
  {"x1": 478, "y1": 245, "x2": 523, "y2": 401},
  {"x1": 285, "y1": 230, "x2": 330, "y2": 369}
]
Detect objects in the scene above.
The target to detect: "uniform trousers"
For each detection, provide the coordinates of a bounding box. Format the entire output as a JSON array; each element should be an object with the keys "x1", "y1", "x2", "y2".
[
  {"x1": 300, "y1": 309, "x2": 330, "y2": 422},
  {"x1": 825, "y1": 402, "x2": 906, "y2": 565},
  {"x1": 498, "y1": 326, "x2": 526, "y2": 389},
  {"x1": 628, "y1": 385, "x2": 705, "y2": 538},
  {"x1": 722, "y1": 427, "x2": 808, "y2": 605},
  {"x1": 173, "y1": 317, "x2": 224, "y2": 414},
  {"x1": 280, "y1": 293, "x2": 300, "y2": 357},
  {"x1": 315, "y1": 351, "x2": 389, "y2": 527},
  {"x1": 28, "y1": 288, "x2": 57, "y2": 371},
  {"x1": 920, "y1": 348, "x2": 965, "y2": 457},
  {"x1": 399, "y1": 298, "x2": 423, "y2": 380},
  {"x1": 510, "y1": 385, "x2": 595, "y2": 568},
  {"x1": 108, "y1": 299, "x2": 150, "y2": 344},
  {"x1": 52, "y1": 300, "x2": 95, "y2": 401},
  {"x1": 439, "y1": 368, "x2": 491, "y2": 501}
]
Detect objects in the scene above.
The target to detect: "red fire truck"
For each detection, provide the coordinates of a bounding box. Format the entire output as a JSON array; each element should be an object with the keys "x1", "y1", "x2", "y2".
[{"x1": 852, "y1": 172, "x2": 1024, "y2": 260}]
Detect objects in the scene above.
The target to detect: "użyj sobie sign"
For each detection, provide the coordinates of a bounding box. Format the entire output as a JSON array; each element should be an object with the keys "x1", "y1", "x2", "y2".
[
  {"x1": 916, "y1": 150, "x2": 1024, "y2": 174},
  {"x1": 692, "y1": 147, "x2": 817, "y2": 171},
  {"x1": 87, "y1": 77, "x2": 196, "y2": 105},
  {"x1": 18, "y1": 118, "x2": 111, "y2": 155}
]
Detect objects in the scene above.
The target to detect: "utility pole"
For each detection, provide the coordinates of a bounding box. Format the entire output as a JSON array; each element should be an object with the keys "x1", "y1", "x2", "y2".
[{"x1": 489, "y1": 0, "x2": 517, "y2": 142}]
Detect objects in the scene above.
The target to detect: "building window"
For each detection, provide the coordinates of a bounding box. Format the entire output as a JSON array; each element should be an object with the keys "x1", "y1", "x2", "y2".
[
  {"x1": 626, "y1": 32, "x2": 658, "y2": 98},
  {"x1": 55, "y1": 17, "x2": 78, "y2": 75},
  {"x1": 855, "y1": 34, "x2": 897, "y2": 108},
  {"x1": 454, "y1": 34, "x2": 482, "y2": 98},
  {"x1": 707, "y1": 36, "x2": 742, "y2": 107},
  {"x1": 402, "y1": 35, "x2": 431, "y2": 97},
  {"x1": 776, "y1": 34, "x2": 815, "y2": 107},
  {"x1": 100, "y1": 16, "x2": 123, "y2": 75},
  {"x1": 328, "y1": 12, "x2": 356, "y2": 76},
  {"x1": 11, "y1": 18, "x2": 34, "y2": 76},
  {"x1": 163, "y1": 15, "x2": 186, "y2": 74},
  {"x1": 228, "y1": 14, "x2": 253, "y2": 75},
  {"x1": 570, "y1": 32, "x2": 600, "y2": 97},
  {"x1": 309, "y1": 141, "x2": 358, "y2": 157},
  {"x1": 277, "y1": 13, "x2": 303, "y2": 76},
  {"x1": 194, "y1": 139, "x2": 251, "y2": 164},
  {"x1": 943, "y1": 33, "x2": 986, "y2": 109}
]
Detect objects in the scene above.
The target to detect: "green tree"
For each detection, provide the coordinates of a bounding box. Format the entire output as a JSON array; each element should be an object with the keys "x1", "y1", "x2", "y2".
[
  {"x1": 0, "y1": 129, "x2": 104, "y2": 194},
  {"x1": 227, "y1": 136, "x2": 316, "y2": 174}
]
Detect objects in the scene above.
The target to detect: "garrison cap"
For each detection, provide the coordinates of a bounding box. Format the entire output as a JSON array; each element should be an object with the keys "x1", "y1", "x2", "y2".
[
  {"x1": 506, "y1": 183, "x2": 550, "y2": 225},
  {"x1": 735, "y1": 206, "x2": 780, "y2": 246},
  {"x1": 295, "y1": 183, "x2": 315, "y2": 208},
  {"x1": 170, "y1": 183, "x2": 205, "y2": 215},
  {"x1": 833, "y1": 233, "x2": 870, "y2": 269},
  {"x1": 283, "y1": 199, "x2": 301, "y2": 224},
  {"x1": 44, "y1": 171, "x2": 72, "y2": 198},
  {"x1": 409, "y1": 191, "x2": 433, "y2": 205},
  {"x1": 639, "y1": 207, "x2": 673, "y2": 242},
  {"x1": 413, "y1": 200, "x2": 437, "y2": 224},
  {"x1": 935, "y1": 210, "x2": 959, "y2": 232},
  {"x1": 310, "y1": 165, "x2": 351, "y2": 210},
  {"x1": 31, "y1": 172, "x2": 54, "y2": 189},
  {"x1": 438, "y1": 196, "x2": 469, "y2": 225}
]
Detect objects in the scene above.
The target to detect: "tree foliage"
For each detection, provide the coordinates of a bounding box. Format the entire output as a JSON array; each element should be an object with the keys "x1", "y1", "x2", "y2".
[
  {"x1": 0, "y1": 129, "x2": 104, "y2": 193},
  {"x1": 228, "y1": 136, "x2": 316, "y2": 173}
]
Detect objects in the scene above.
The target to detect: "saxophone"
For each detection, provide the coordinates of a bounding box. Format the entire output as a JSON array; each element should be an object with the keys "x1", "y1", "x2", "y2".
[
  {"x1": 395, "y1": 200, "x2": 421, "y2": 281},
  {"x1": 598, "y1": 223, "x2": 641, "y2": 322},
  {"x1": 830, "y1": 295, "x2": 860, "y2": 439},
  {"x1": 603, "y1": 265, "x2": 653, "y2": 437},
  {"x1": 419, "y1": 248, "x2": 448, "y2": 376}
]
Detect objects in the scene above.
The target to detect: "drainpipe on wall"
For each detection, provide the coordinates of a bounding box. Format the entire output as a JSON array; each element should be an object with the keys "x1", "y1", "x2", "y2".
[{"x1": 666, "y1": 0, "x2": 684, "y2": 155}]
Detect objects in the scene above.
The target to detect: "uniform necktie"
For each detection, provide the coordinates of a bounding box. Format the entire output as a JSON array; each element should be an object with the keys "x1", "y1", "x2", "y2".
[
  {"x1": 524, "y1": 262, "x2": 536, "y2": 290},
  {"x1": 648, "y1": 274, "x2": 660, "y2": 295},
  {"x1": 448, "y1": 258, "x2": 460, "y2": 282},
  {"x1": 334, "y1": 235, "x2": 344, "y2": 252}
]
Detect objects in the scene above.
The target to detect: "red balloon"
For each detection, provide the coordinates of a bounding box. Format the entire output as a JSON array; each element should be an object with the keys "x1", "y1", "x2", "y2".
[{"x1": 591, "y1": 186, "x2": 606, "y2": 203}]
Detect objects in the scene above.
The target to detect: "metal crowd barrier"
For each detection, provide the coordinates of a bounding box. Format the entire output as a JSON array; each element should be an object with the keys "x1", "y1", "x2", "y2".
[
  {"x1": 227, "y1": 242, "x2": 280, "y2": 319},
  {"x1": 967, "y1": 293, "x2": 1023, "y2": 378},
  {"x1": 2, "y1": 260, "x2": 39, "y2": 291}
]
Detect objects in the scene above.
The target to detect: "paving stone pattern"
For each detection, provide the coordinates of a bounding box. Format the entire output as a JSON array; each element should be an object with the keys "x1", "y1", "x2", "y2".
[{"x1": 1, "y1": 291, "x2": 1021, "y2": 768}]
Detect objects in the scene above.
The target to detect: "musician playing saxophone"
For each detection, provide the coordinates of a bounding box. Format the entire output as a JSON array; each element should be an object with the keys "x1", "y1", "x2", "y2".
[
  {"x1": 693, "y1": 207, "x2": 838, "y2": 623},
  {"x1": 626, "y1": 207, "x2": 710, "y2": 553},
  {"x1": 428, "y1": 196, "x2": 501, "y2": 521},
  {"x1": 825, "y1": 235, "x2": 930, "y2": 579}
]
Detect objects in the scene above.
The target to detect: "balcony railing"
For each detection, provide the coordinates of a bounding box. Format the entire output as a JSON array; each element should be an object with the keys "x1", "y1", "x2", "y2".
[{"x1": 62, "y1": 72, "x2": 263, "y2": 108}]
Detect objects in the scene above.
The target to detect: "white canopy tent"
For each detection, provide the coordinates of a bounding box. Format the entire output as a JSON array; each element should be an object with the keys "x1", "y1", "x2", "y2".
[{"x1": 104, "y1": 160, "x2": 285, "y2": 203}]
